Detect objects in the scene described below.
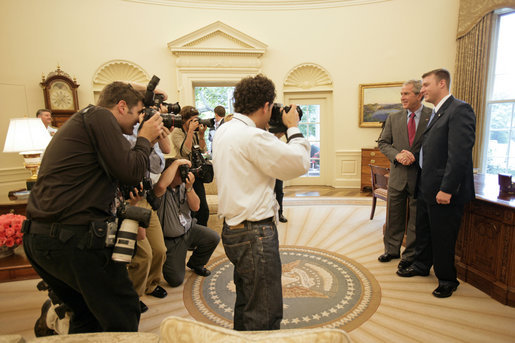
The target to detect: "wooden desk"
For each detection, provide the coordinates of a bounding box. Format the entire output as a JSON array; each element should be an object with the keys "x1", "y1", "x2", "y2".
[{"x1": 456, "y1": 174, "x2": 515, "y2": 306}]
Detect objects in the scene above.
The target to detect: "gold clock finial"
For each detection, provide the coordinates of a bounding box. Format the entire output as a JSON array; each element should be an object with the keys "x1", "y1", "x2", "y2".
[{"x1": 42, "y1": 73, "x2": 45, "y2": 82}]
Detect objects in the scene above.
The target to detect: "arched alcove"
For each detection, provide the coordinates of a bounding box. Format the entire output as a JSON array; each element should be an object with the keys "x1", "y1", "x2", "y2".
[{"x1": 92, "y1": 60, "x2": 150, "y2": 101}]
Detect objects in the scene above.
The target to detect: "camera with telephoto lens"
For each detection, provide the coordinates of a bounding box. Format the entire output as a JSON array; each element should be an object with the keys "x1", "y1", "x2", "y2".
[
  {"x1": 268, "y1": 103, "x2": 303, "y2": 134},
  {"x1": 111, "y1": 203, "x2": 151, "y2": 263},
  {"x1": 178, "y1": 145, "x2": 214, "y2": 184},
  {"x1": 141, "y1": 75, "x2": 182, "y2": 129},
  {"x1": 119, "y1": 177, "x2": 161, "y2": 211},
  {"x1": 192, "y1": 117, "x2": 216, "y2": 131}
]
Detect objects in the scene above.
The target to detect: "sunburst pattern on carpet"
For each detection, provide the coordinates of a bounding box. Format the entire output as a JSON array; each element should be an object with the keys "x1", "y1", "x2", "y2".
[{"x1": 184, "y1": 245, "x2": 381, "y2": 331}]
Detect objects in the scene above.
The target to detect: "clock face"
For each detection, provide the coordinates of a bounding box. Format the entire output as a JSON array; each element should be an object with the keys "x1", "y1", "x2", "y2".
[{"x1": 49, "y1": 81, "x2": 75, "y2": 110}]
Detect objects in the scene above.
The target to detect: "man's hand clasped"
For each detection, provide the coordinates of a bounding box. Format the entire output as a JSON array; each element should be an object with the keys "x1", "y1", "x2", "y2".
[{"x1": 395, "y1": 149, "x2": 416, "y2": 166}]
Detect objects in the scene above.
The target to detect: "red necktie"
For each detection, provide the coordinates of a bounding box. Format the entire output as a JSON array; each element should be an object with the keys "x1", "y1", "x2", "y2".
[{"x1": 408, "y1": 112, "x2": 416, "y2": 146}]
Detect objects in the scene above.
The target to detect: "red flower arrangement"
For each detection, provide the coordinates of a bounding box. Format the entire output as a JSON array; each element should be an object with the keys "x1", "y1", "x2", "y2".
[{"x1": 0, "y1": 213, "x2": 25, "y2": 248}]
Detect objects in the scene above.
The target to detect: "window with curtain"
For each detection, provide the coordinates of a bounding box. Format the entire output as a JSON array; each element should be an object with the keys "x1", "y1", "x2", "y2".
[{"x1": 484, "y1": 10, "x2": 515, "y2": 175}]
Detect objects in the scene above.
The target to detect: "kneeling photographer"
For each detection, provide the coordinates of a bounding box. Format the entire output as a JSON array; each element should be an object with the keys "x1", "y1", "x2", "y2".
[
  {"x1": 123, "y1": 78, "x2": 174, "y2": 313},
  {"x1": 155, "y1": 158, "x2": 220, "y2": 287},
  {"x1": 23, "y1": 81, "x2": 164, "y2": 333},
  {"x1": 170, "y1": 106, "x2": 212, "y2": 226}
]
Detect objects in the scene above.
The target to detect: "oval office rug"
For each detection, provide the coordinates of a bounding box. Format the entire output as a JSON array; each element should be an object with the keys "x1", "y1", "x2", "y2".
[{"x1": 183, "y1": 245, "x2": 381, "y2": 331}]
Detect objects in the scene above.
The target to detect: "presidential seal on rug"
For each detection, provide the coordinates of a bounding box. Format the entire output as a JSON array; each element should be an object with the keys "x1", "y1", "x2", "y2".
[{"x1": 184, "y1": 245, "x2": 381, "y2": 331}]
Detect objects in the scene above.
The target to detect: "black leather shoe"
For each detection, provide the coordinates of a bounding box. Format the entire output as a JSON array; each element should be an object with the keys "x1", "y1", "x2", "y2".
[
  {"x1": 279, "y1": 214, "x2": 288, "y2": 223},
  {"x1": 378, "y1": 253, "x2": 400, "y2": 263},
  {"x1": 396, "y1": 266, "x2": 429, "y2": 277},
  {"x1": 398, "y1": 259, "x2": 412, "y2": 270},
  {"x1": 140, "y1": 300, "x2": 148, "y2": 313},
  {"x1": 149, "y1": 285, "x2": 168, "y2": 299},
  {"x1": 187, "y1": 262, "x2": 211, "y2": 277},
  {"x1": 432, "y1": 285, "x2": 458, "y2": 298},
  {"x1": 34, "y1": 299, "x2": 56, "y2": 337}
]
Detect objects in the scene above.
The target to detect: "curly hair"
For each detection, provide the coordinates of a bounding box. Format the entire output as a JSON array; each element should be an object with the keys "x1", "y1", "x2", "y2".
[{"x1": 233, "y1": 74, "x2": 276, "y2": 115}]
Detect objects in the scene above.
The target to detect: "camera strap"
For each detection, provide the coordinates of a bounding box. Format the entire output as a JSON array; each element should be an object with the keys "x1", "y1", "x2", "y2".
[{"x1": 179, "y1": 128, "x2": 199, "y2": 160}]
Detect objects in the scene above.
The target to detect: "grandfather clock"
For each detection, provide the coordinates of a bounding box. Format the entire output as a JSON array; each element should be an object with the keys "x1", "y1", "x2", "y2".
[{"x1": 40, "y1": 66, "x2": 80, "y2": 127}]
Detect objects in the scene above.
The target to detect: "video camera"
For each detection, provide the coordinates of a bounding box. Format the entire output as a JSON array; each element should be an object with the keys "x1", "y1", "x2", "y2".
[
  {"x1": 119, "y1": 177, "x2": 161, "y2": 211},
  {"x1": 141, "y1": 75, "x2": 182, "y2": 129},
  {"x1": 268, "y1": 103, "x2": 303, "y2": 134},
  {"x1": 178, "y1": 145, "x2": 214, "y2": 184}
]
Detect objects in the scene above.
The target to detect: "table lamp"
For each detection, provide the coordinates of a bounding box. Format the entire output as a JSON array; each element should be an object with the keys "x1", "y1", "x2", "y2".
[{"x1": 3, "y1": 118, "x2": 52, "y2": 190}]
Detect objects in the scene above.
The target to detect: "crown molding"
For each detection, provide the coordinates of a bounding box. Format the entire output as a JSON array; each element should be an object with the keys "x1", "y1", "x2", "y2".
[{"x1": 125, "y1": 0, "x2": 391, "y2": 10}]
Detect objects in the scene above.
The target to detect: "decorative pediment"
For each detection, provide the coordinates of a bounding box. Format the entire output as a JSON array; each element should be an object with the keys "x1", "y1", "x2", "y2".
[
  {"x1": 168, "y1": 21, "x2": 267, "y2": 57},
  {"x1": 284, "y1": 63, "x2": 333, "y2": 91}
]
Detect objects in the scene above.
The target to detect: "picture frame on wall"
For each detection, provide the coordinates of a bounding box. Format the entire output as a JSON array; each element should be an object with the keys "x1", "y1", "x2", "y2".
[{"x1": 359, "y1": 82, "x2": 403, "y2": 128}]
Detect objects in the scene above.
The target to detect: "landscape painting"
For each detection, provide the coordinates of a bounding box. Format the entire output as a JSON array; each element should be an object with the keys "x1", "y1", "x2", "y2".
[{"x1": 359, "y1": 82, "x2": 403, "y2": 127}]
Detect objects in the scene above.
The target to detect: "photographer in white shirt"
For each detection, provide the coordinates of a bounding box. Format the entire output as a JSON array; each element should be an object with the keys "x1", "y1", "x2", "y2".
[{"x1": 212, "y1": 74, "x2": 310, "y2": 331}]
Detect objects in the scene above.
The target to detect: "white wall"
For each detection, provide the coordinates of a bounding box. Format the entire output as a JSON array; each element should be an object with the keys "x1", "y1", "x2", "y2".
[{"x1": 0, "y1": 0, "x2": 460, "y2": 190}]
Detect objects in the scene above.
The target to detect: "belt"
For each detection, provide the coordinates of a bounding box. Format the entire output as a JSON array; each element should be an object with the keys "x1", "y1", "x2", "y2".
[
  {"x1": 23, "y1": 220, "x2": 90, "y2": 237},
  {"x1": 227, "y1": 217, "x2": 274, "y2": 230}
]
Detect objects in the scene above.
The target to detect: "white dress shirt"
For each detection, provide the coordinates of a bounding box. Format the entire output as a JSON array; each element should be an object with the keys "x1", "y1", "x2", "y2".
[{"x1": 212, "y1": 113, "x2": 310, "y2": 226}]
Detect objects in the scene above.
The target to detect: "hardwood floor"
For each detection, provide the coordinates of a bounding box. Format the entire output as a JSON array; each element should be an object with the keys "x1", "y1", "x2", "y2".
[{"x1": 1, "y1": 186, "x2": 514, "y2": 342}]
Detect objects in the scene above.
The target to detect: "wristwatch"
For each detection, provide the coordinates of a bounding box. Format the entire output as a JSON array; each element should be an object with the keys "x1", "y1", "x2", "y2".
[{"x1": 186, "y1": 187, "x2": 193, "y2": 193}]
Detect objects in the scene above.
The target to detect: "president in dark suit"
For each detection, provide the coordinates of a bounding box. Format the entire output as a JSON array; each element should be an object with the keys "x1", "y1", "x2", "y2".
[
  {"x1": 397, "y1": 69, "x2": 476, "y2": 299},
  {"x1": 377, "y1": 80, "x2": 432, "y2": 272}
]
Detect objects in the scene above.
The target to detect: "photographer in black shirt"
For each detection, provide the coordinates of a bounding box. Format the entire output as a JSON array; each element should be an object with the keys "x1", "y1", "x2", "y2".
[{"x1": 24, "y1": 82, "x2": 164, "y2": 333}]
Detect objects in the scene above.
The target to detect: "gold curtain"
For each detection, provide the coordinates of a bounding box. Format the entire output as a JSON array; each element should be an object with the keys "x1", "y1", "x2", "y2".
[
  {"x1": 453, "y1": 13, "x2": 493, "y2": 168},
  {"x1": 457, "y1": 0, "x2": 515, "y2": 38}
]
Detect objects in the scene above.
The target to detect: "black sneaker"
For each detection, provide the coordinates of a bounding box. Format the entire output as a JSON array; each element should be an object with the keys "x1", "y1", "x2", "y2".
[{"x1": 34, "y1": 299, "x2": 56, "y2": 337}]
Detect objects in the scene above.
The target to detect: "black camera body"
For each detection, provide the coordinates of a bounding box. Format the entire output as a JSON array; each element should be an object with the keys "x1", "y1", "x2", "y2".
[
  {"x1": 120, "y1": 177, "x2": 161, "y2": 211},
  {"x1": 269, "y1": 103, "x2": 303, "y2": 133},
  {"x1": 193, "y1": 117, "x2": 216, "y2": 130},
  {"x1": 178, "y1": 145, "x2": 214, "y2": 184},
  {"x1": 141, "y1": 75, "x2": 181, "y2": 129}
]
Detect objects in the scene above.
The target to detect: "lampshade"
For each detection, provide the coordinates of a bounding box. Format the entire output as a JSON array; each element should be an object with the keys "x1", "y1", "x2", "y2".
[{"x1": 3, "y1": 118, "x2": 51, "y2": 153}]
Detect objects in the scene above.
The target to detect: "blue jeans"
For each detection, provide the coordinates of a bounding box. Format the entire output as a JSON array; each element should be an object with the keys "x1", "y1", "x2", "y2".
[{"x1": 222, "y1": 219, "x2": 283, "y2": 331}]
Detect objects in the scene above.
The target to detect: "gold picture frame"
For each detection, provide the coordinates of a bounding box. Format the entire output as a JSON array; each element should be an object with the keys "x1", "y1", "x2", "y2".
[{"x1": 359, "y1": 82, "x2": 403, "y2": 128}]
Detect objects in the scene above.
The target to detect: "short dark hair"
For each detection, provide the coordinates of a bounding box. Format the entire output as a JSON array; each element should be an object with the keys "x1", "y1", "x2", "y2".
[
  {"x1": 233, "y1": 74, "x2": 276, "y2": 115},
  {"x1": 214, "y1": 106, "x2": 226, "y2": 117},
  {"x1": 97, "y1": 82, "x2": 144, "y2": 109},
  {"x1": 36, "y1": 109, "x2": 51, "y2": 117},
  {"x1": 179, "y1": 106, "x2": 199, "y2": 122},
  {"x1": 422, "y1": 68, "x2": 451, "y2": 90}
]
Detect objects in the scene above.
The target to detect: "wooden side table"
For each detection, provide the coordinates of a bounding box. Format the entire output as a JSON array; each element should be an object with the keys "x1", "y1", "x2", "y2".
[
  {"x1": 361, "y1": 148, "x2": 390, "y2": 191},
  {"x1": 0, "y1": 197, "x2": 39, "y2": 282}
]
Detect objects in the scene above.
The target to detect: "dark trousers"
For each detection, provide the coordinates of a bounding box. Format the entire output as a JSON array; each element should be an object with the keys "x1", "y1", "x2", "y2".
[
  {"x1": 274, "y1": 179, "x2": 284, "y2": 215},
  {"x1": 411, "y1": 193, "x2": 464, "y2": 287},
  {"x1": 384, "y1": 185, "x2": 417, "y2": 262},
  {"x1": 222, "y1": 219, "x2": 283, "y2": 331},
  {"x1": 162, "y1": 223, "x2": 220, "y2": 287},
  {"x1": 193, "y1": 179, "x2": 209, "y2": 226},
  {"x1": 23, "y1": 232, "x2": 140, "y2": 333}
]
